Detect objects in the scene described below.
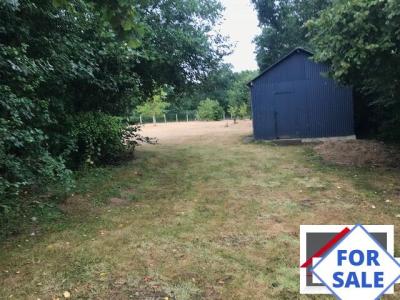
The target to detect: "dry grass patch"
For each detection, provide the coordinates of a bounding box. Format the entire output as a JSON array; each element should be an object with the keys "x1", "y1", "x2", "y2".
[
  {"x1": 2, "y1": 121, "x2": 400, "y2": 299},
  {"x1": 314, "y1": 139, "x2": 400, "y2": 168}
]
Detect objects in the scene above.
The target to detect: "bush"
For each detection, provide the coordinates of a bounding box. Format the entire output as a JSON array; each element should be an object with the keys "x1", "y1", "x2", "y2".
[
  {"x1": 197, "y1": 98, "x2": 224, "y2": 121},
  {"x1": 0, "y1": 86, "x2": 73, "y2": 237},
  {"x1": 0, "y1": 86, "x2": 73, "y2": 196},
  {"x1": 0, "y1": 106, "x2": 149, "y2": 237},
  {"x1": 69, "y1": 112, "x2": 139, "y2": 167}
]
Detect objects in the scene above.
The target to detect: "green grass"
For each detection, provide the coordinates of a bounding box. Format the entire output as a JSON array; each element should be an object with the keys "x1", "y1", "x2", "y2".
[{"x1": 1, "y1": 133, "x2": 400, "y2": 299}]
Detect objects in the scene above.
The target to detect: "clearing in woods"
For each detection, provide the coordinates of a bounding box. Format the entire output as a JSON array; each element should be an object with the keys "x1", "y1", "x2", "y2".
[{"x1": 1, "y1": 120, "x2": 400, "y2": 299}]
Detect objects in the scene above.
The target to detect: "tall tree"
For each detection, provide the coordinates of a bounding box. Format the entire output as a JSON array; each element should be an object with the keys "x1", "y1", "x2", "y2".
[
  {"x1": 133, "y1": 0, "x2": 231, "y2": 96},
  {"x1": 251, "y1": 0, "x2": 331, "y2": 69}
]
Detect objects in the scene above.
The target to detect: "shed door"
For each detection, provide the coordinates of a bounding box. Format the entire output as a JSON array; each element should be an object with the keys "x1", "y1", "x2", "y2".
[{"x1": 274, "y1": 90, "x2": 302, "y2": 139}]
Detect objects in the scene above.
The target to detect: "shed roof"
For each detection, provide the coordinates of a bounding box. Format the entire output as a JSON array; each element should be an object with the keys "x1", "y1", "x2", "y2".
[{"x1": 247, "y1": 47, "x2": 313, "y2": 87}]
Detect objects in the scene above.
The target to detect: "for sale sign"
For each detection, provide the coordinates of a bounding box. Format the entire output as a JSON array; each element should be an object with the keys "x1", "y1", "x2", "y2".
[{"x1": 300, "y1": 225, "x2": 400, "y2": 299}]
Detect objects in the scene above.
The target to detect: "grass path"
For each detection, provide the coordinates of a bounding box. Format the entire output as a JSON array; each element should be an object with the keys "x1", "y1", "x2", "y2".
[{"x1": 1, "y1": 125, "x2": 400, "y2": 299}]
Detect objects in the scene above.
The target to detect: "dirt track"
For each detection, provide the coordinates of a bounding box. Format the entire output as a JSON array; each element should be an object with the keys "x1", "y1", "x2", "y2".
[{"x1": 141, "y1": 120, "x2": 252, "y2": 143}]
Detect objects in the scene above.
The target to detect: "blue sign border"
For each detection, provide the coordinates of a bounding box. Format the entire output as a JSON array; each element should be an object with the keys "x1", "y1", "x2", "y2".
[{"x1": 311, "y1": 224, "x2": 400, "y2": 300}]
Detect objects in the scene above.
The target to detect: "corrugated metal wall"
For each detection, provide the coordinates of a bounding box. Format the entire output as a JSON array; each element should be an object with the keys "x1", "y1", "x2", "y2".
[{"x1": 251, "y1": 50, "x2": 354, "y2": 140}]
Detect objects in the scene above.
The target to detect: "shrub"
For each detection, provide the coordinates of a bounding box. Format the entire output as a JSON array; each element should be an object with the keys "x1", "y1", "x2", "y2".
[
  {"x1": 0, "y1": 86, "x2": 73, "y2": 196},
  {"x1": 0, "y1": 86, "x2": 73, "y2": 237},
  {"x1": 69, "y1": 112, "x2": 139, "y2": 167},
  {"x1": 197, "y1": 98, "x2": 223, "y2": 121}
]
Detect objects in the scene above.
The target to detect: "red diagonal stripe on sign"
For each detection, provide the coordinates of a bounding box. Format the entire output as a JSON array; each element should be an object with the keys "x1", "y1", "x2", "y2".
[{"x1": 300, "y1": 227, "x2": 351, "y2": 268}]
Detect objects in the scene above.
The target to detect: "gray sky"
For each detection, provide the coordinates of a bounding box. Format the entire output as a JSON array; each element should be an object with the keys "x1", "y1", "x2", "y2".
[{"x1": 219, "y1": 0, "x2": 260, "y2": 72}]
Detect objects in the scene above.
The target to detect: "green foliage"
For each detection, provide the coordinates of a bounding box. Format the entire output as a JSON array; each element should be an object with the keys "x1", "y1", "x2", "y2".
[
  {"x1": 183, "y1": 64, "x2": 235, "y2": 110},
  {"x1": 0, "y1": 85, "x2": 73, "y2": 231},
  {"x1": 251, "y1": 0, "x2": 331, "y2": 69},
  {"x1": 228, "y1": 103, "x2": 249, "y2": 121},
  {"x1": 0, "y1": 0, "x2": 141, "y2": 200},
  {"x1": 197, "y1": 99, "x2": 224, "y2": 121},
  {"x1": 136, "y1": 87, "x2": 170, "y2": 118},
  {"x1": 0, "y1": 86, "x2": 73, "y2": 237},
  {"x1": 131, "y1": 0, "x2": 231, "y2": 96},
  {"x1": 226, "y1": 70, "x2": 256, "y2": 120},
  {"x1": 70, "y1": 113, "x2": 132, "y2": 167},
  {"x1": 183, "y1": 67, "x2": 256, "y2": 114},
  {"x1": 307, "y1": 0, "x2": 400, "y2": 140},
  {"x1": 0, "y1": 0, "x2": 227, "y2": 237},
  {"x1": 227, "y1": 105, "x2": 239, "y2": 121}
]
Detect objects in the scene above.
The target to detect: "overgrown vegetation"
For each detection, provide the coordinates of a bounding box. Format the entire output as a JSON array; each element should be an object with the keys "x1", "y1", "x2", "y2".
[{"x1": 0, "y1": 0, "x2": 229, "y2": 237}]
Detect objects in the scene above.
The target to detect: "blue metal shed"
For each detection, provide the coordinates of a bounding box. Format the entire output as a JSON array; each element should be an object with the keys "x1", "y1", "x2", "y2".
[{"x1": 248, "y1": 48, "x2": 354, "y2": 140}]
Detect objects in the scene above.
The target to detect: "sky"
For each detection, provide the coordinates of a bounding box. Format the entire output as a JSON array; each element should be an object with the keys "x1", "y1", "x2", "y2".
[{"x1": 219, "y1": 0, "x2": 261, "y2": 72}]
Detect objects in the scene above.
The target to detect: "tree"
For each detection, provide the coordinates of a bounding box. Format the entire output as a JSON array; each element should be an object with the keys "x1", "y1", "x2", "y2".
[
  {"x1": 228, "y1": 103, "x2": 249, "y2": 123},
  {"x1": 0, "y1": 0, "x2": 229, "y2": 236},
  {"x1": 183, "y1": 64, "x2": 235, "y2": 110},
  {"x1": 0, "y1": 0, "x2": 149, "y2": 235},
  {"x1": 197, "y1": 99, "x2": 224, "y2": 121},
  {"x1": 136, "y1": 87, "x2": 170, "y2": 125},
  {"x1": 307, "y1": 0, "x2": 400, "y2": 140},
  {"x1": 227, "y1": 71, "x2": 257, "y2": 122},
  {"x1": 251, "y1": 0, "x2": 331, "y2": 69},
  {"x1": 133, "y1": 0, "x2": 231, "y2": 96}
]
